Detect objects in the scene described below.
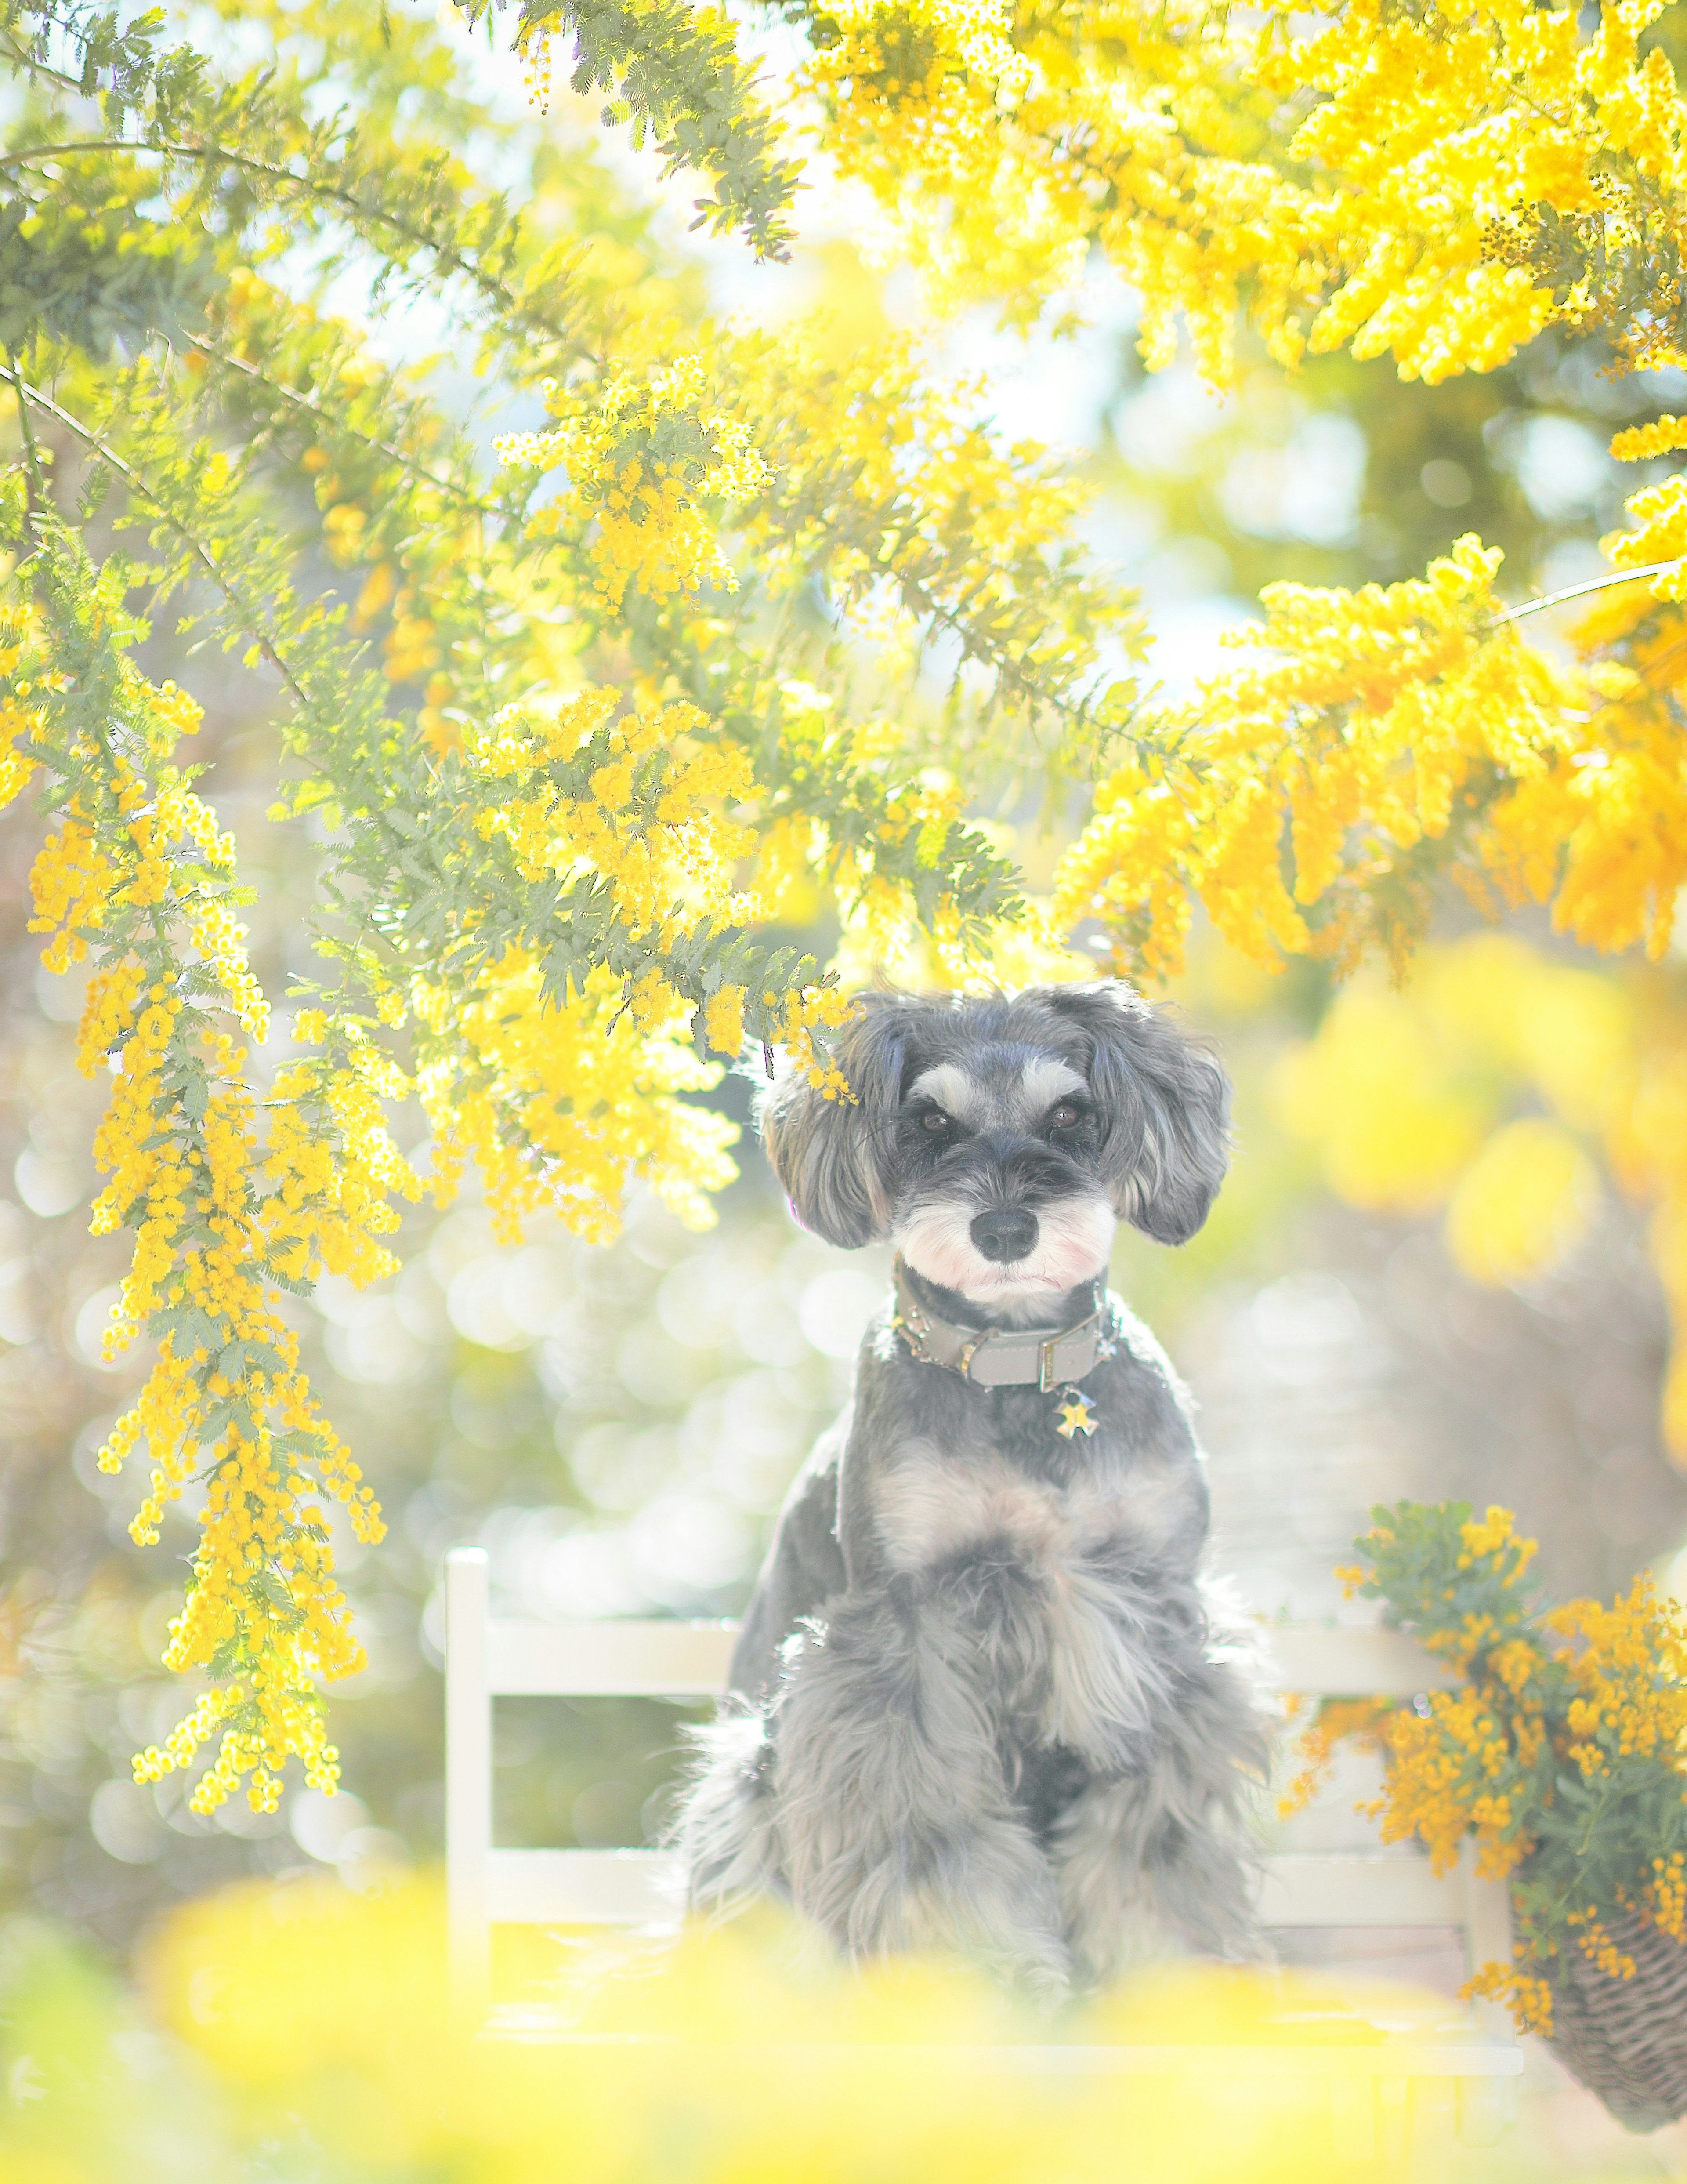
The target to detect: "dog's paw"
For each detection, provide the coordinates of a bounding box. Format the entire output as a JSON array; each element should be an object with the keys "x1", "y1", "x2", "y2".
[{"x1": 1003, "y1": 1944, "x2": 1074, "y2": 2014}]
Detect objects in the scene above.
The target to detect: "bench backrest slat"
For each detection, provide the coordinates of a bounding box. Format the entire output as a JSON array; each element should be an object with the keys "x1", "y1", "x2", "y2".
[
  {"x1": 476, "y1": 1614, "x2": 1455, "y2": 1699},
  {"x1": 487, "y1": 1619, "x2": 738, "y2": 1696}
]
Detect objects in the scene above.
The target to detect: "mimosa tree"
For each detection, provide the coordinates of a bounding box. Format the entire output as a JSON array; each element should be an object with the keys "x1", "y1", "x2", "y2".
[{"x1": 7, "y1": 0, "x2": 1687, "y2": 1815}]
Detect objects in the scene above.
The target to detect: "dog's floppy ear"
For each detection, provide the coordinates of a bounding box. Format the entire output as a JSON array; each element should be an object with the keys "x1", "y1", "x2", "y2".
[
  {"x1": 757, "y1": 993, "x2": 912, "y2": 1247},
  {"x1": 1046, "y1": 982, "x2": 1230, "y2": 1245}
]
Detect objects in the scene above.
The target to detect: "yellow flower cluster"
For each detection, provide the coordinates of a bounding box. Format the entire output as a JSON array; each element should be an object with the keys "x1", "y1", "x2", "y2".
[
  {"x1": 1370, "y1": 1686, "x2": 1533, "y2": 1882},
  {"x1": 89, "y1": 1007, "x2": 389, "y2": 1810},
  {"x1": 1650, "y1": 1850, "x2": 1687, "y2": 1941},
  {"x1": 1048, "y1": 490, "x2": 1687, "y2": 1244},
  {"x1": 416, "y1": 957, "x2": 740, "y2": 1244},
  {"x1": 809, "y1": 0, "x2": 1687, "y2": 1075},
  {"x1": 1564, "y1": 1906, "x2": 1638, "y2": 1982},
  {"x1": 9, "y1": 653, "x2": 413, "y2": 1813},
  {"x1": 29, "y1": 811, "x2": 117, "y2": 971},
  {"x1": 767, "y1": 978, "x2": 859, "y2": 1099},
  {"x1": 1301, "y1": 1504, "x2": 1687, "y2": 2033},
  {"x1": 448, "y1": 687, "x2": 858, "y2": 1207},
  {"x1": 1460, "y1": 1507, "x2": 1537, "y2": 1570},
  {"x1": 1052, "y1": 538, "x2": 1604, "y2": 983},
  {"x1": 726, "y1": 328, "x2": 1126, "y2": 707},
  {"x1": 811, "y1": 0, "x2": 1687, "y2": 388},
  {"x1": 264, "y1": 1040, "x2": 417, "y2": 1290},
  {"x1": 1544, "y1": 1580, "x2": 1687, "y2": 1778},
  {"x1": 702, "y1": 982, "x2": 747, "y2": 1058},
  {"x1": 496, "y1": 356, "x2": 772, "y2": 610},
  {"x1": 464, "y1": 689, "x2": 760, "y2": 944},
  {"x1": 789, "y1": 0, "x2": 1687, "y2": 1381},
  {"x1": 0, "y1": 675, "x2": 40, "y2": 805},
  {"x1": 135, "y1": 1651, "x2": 341, "y2": 1816},
  {"x1": 1465, "y1": 1959, "x2": 1557, "y2": 2036},
  {"x1": 1278, "y1": 1696, "x2": 1390, "y2": 1821}
]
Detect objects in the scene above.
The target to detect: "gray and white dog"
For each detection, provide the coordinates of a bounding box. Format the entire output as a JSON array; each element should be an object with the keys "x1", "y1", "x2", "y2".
[{"x1": 677, "y1": 982, "x2": 1267, "y2": 1995}]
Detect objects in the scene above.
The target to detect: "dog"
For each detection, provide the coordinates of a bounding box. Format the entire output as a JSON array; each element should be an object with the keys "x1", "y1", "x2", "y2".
[{"x1": 676, "y1": 982, "x2": 1268, "y2": 1996}]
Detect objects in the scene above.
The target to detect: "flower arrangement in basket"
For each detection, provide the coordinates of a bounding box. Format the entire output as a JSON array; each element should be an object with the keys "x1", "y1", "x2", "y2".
[{"x1": 1286, "y1": 1501, "x2": 1687, "y2": 2132}]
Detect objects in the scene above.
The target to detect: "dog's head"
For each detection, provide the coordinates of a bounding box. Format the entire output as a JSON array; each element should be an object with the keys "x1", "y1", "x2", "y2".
[{"x1": 759, "y1": 984, "x2": 1230, "y2": 1312}]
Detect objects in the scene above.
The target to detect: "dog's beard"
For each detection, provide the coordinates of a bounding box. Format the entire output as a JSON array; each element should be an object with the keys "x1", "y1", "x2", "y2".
[{"x1": 894, "y1": 1192, "x2": 1117, "y2": 1313}]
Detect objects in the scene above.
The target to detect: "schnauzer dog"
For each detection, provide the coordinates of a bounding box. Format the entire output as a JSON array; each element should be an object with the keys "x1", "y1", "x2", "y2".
[{"x1": 677, "y1": 983, "x2": 1267, "y2": 1995}]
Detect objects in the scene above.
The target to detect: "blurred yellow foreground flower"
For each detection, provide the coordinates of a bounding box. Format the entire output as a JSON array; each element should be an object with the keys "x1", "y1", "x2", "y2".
[{"x1": 0, "y1": 1872, "x2": 1618, "y2": 2183}]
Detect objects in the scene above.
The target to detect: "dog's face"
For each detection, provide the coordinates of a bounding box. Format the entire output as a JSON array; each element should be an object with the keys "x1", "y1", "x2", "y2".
[
  {"x1": 887, "y1": 1044, "x2": 1118, "y2": 1308},
  {"x1": 760, "y1": 984, "x2": 1230, "y2": 1315}
]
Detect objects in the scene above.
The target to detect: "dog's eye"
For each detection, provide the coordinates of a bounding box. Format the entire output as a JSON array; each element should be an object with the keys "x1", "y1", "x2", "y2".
[
  {"x1": 1048, "y1": 1102, "x2": 1082, "y2": 1131},
  {"x1": 921, "y1": 1110, "x2": 950, "y2": 1134}
]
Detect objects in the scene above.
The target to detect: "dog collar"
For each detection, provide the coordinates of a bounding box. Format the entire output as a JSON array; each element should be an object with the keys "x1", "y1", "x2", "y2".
[{"x1": 890, "y1": 1259, "x2": 1119, "y2": 1393}]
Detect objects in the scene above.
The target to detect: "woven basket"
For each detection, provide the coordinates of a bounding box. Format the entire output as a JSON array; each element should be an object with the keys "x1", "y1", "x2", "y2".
[{"x1": 1544, "y1": 1907, "x2": 1687, "y2": 2132}]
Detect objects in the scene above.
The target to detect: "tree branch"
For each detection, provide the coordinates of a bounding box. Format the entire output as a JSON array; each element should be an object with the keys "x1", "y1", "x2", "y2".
[
  {"x1": 0, "y1": 138, "x2": 579, "y2": 352},
  {"x1": 0, "y1": 25, "x2": 86, "y2": 92},
  {"x1": 178, "y1": 333, "x2": 501, "y2": 514}
]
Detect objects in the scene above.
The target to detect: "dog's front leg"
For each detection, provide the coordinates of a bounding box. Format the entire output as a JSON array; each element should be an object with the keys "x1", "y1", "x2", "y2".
[
  {"x1": 1050, "y1": 1655, "x2": 1267, "y2": 1986},
  {"x1": 772, "y1": 1578, "x2": 1071, "y2": 1998}
]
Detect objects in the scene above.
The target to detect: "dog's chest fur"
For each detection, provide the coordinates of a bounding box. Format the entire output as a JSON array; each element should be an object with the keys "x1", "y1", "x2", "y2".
[
  {"x1": 843, "y1": 1306, "x2": 1210, "y2": 1767},
  {"x1": 851, "y1": 1303, "x2": 1206, "y2": 1571},
  {"x1": 874, "y1": 1431, "x2": 1189, "y2": 1576}
]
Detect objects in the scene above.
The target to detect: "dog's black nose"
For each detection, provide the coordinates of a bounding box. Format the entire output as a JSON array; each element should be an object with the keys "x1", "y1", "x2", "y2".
[{"x1": 970, "y1": 1208, "x2": 1039, "y2": 1263}]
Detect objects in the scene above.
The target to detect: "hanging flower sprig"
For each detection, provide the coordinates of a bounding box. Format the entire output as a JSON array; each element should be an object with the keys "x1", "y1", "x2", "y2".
[{"x1": 3, "y1": 522, "x2": 417, "y2": 1814}]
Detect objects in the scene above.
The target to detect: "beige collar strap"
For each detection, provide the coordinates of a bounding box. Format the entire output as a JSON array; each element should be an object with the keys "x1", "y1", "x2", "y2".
[{"x1": 890, "y1": 1259, "x2": 1118, "y2": 1392}]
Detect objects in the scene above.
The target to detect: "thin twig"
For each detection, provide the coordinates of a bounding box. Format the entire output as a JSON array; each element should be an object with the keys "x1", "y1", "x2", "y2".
[
  {"x1": 0, "y1": 26, "x2": 86, "y2": 92},
  {"x1": 178, "y1": 333, "x2": 499, "y2": 512},
  {"x1": 14, "y1": 374, "x2": 311, "y2": 708},
  {"x1": 0, "y1": 138, "x2": 575, "y2": 348},
  {"x1": 0, "y1": 137, "x2": 155, "y2": 171},
  {"x1": 2, "y1": 356, "x2": 47, "y2": 511},
  {"x1": 1493, "y1": 559, "x2": 1686, "y2": 625}
]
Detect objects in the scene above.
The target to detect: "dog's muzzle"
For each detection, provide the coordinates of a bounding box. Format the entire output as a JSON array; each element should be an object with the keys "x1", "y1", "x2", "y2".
[{"x1": 890, "y1": 1260, "x2": 1119, "y2": 1392}]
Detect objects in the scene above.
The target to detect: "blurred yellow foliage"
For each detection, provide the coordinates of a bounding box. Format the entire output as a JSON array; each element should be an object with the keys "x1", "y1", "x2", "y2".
[
  {"x1": 1271, "y1": 934, "x2": 1687, "y2": 1455},
  {"x1": 1445, "y1": 1123, "x2": 1600, "y2": 1288},
  {"x1": 1271, "y1": 984, "x2": 1493, "y2": 1212}
]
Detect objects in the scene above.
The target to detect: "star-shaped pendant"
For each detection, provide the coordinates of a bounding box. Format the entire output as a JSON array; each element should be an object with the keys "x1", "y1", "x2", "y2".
[{"x1": 1055, "y1": 1390, "x2": 1098, "y2": 1439}]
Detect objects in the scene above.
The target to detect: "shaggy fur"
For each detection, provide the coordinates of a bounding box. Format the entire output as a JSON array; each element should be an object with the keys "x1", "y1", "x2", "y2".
[{"x1": 674, "y1": 984, "x2": 1268, "y2": 1995}]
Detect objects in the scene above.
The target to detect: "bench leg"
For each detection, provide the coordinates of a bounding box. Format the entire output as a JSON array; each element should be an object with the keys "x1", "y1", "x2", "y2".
[
  {"x1": 445, "y1": 1548, "x2": 491, "y2": 2014},
  {"x1": 1456, "y1": 2074, "x2": 1515, "y2": 2145}
]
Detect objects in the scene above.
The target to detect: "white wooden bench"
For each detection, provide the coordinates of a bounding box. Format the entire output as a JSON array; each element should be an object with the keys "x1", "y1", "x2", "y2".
[{"x1": 442, "y1": 1546, "x2": 1522, "y2": 2138}]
